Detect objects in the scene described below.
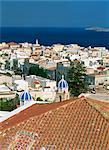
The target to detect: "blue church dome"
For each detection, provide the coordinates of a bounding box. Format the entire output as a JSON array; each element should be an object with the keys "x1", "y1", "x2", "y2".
[
  {"x1": 58, "y1": 75, "x2": 68, "y2": 90},
  {"x1": 20, "y1": 91, "x2": 32, "y2": 101}
]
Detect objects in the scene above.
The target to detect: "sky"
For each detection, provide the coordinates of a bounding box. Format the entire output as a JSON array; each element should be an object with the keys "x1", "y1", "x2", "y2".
[{"x1": 0, "y1": 0, "x2": 109, "y2": 27}]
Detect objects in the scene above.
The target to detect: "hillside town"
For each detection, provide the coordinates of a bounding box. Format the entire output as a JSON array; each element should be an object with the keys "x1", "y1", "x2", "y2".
[
  {"x1": 0, "y1": 40, "x2": 109, "y2": 100},
  {"x1": 0, "y1": 40, "x2": 109, "y2": 149}
]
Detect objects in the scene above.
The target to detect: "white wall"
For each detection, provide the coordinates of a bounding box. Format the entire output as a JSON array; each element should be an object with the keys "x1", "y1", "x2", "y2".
[
  {"x1": 95, "y1": 75, "x2": 109, "y2": 86},
  {"x1": 31, "y1": 91, "x2": 56, "y2": 102},
  {"x1": 0, "y1": 75, "x2": 12, "y2": 85}
]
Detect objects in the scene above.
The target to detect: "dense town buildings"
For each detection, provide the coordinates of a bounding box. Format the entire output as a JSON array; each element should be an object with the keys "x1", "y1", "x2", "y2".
[
  {"x1": 0, "y1": 40, "x2": 109, "y2": 149},
  {"x1": 0, "y1": 40, "x2": 109, "y2": 83},
  {"x1": 0, "y1": 40, "x2": 109, "y2": 99}
]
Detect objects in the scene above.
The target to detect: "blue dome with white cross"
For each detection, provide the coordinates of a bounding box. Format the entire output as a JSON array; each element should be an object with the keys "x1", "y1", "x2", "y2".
[
  {"x1": 58, "y1": 75, "x2": 68, "y2": 90},
  {"x1": 20, "y1": 91, "x2": 32, "y2": 102}
]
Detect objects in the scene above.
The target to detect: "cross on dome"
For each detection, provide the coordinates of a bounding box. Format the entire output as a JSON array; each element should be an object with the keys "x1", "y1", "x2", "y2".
[{"x1": 62, "y1": 75, "x2": 64, "y2": 80}]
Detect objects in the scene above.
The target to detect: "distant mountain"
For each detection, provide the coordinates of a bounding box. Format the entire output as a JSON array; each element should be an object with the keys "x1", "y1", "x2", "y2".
[{"x1": 85, "y1": 27, "x2": 109, "y2": 32}]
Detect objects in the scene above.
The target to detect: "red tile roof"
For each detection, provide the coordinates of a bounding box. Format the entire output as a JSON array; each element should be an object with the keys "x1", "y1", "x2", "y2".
[
  {"x1": 97, "y1": 66, "x2": 105, "y2": 71},
  {"x1": 88, "y1": 99, "x2": 109, "y2": 121},
  {"x1": 33, "y1": 81, "x2": 40, "y2": 84},
  {"x1": 0, "y1": 99, "x2": 73, "y2": 130},
  {"x1": 0, "y1": 98, "x2": 109, "y2": 150},
  {"x1": 7, "y1": 42, "x2": 18, "y2": 45},
  {"x1": 31, "y1": 54, "x2": 38, "y2": 56}
]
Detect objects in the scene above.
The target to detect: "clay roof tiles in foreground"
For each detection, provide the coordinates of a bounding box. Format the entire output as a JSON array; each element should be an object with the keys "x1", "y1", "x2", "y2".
[{"x1": 0, "y1": 98, "x2": 109, "y2": 150}]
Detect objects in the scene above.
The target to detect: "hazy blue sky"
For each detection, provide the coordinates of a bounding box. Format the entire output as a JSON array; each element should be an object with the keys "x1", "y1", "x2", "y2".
[{"x1": 0, "y1": 0, "x2": 109, "y2": 27}]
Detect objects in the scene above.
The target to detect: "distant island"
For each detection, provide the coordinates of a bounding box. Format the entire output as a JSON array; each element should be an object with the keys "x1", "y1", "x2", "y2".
[{"x1": 85, "y1": 27, "x2": 109, "y2": 32}]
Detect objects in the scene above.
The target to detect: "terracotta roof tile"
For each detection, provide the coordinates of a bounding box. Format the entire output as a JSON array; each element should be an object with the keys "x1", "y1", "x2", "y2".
[
  {"x1": 88, "y1": 99, "x2": 109, "y2": 121},
  {"x1": 0, "y1": 99, "x2": 109, "y2": 149},
  {"x1": 33, "y1": 81, "x2": 40, "y2": 84},
  {"x1": 0, "y1": 99, "x2": 73, "y2": 130},
  {"x1": 7, "y1": 42, "x2": 18, "y2": 45}
]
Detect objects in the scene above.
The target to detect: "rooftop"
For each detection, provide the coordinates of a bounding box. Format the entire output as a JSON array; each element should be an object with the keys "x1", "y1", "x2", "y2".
[{"x1": 0, "y1": 98, "x2": 109, "y2": 149}]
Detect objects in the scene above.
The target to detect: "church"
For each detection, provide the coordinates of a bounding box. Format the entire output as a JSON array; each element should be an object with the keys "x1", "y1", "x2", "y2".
[{"x1": 19, "y1": 75, "x2": 70, "y2": 106}]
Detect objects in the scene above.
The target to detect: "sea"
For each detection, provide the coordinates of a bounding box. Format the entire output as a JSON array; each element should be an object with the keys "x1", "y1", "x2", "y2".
[{"x1": 0, "y1": 27, "x2": 109, "y2": 48}]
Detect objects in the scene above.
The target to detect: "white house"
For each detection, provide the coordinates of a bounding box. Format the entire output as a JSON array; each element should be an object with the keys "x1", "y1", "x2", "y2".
[{"x1": 14, "y1": 80, "x2": 29, "y2": 91}]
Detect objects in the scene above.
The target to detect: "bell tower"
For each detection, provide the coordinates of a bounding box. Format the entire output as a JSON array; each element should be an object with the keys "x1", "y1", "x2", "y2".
[
  {"x1": 36, "y1": 39, "x2": 38, "y2": 45},
  {"x1": 56, "y1": 75, "x2": 70, "y2": 102}
]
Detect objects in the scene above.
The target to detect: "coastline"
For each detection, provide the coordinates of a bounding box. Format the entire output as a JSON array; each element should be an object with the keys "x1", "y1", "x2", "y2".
[
  {"x1": 85, "y1": 27, "x2": 109, "y2": 32},
  {"x1": 0, "y1": 27, "x2": 109, "y2": 48}
]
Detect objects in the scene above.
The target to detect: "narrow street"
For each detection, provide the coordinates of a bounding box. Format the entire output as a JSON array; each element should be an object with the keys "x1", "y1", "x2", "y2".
[{"x1": 87, "y1": 87, "x2": 109, "y2": 102}]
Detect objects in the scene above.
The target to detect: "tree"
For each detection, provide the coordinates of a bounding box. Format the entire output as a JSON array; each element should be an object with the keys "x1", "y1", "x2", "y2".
[
  {"x1": 3, "y1": 53, "x2": 8, "y2": 57},
  {"x1": 3, "y1": 82, "x2": 7, "y2": 86},
  {"x1": 13, "y1": 59, "x2": 18, "y2": 71},
  {"x1": 23, "y1": 59, "x2": 30, "y2": 75},
  {"x1": 5, "y1": 60, "x2": 10, "y2": 70},
  {"x1": 67, "y1": 60, "x2": 88, "y2": 96},
  {"x1": 0, "y1": 62, "x2": 3, "y2": 68},
  {"x1": 36, "y1": 97, "x2": 43, "y2": 101},
  {"x1": 5, "y1": 72, "x2": 12, "y2": 77},
  {"x1": 14, "y1": 68, "x2": 22, "y2": 76},
  {"x1": 29, "y1": 65, "x2": 48, "y2": 78},
  {"x1": 0, "y1": 95, "x2": 20, "y2": 111}
]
